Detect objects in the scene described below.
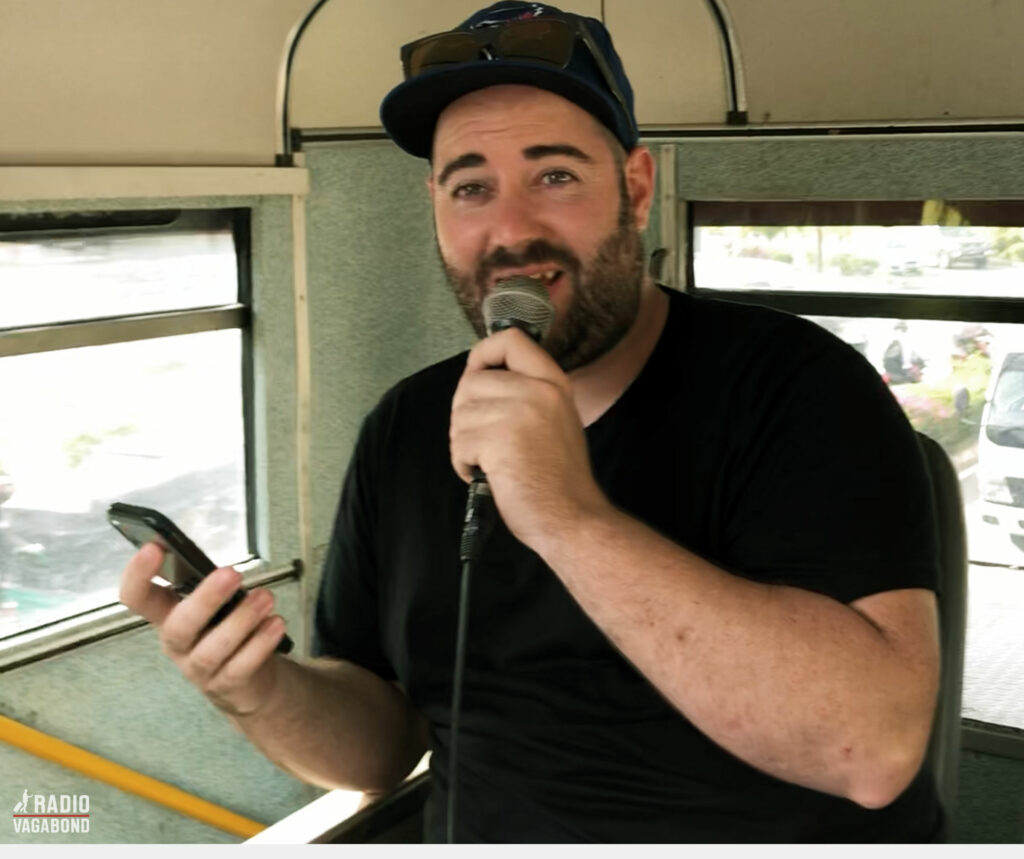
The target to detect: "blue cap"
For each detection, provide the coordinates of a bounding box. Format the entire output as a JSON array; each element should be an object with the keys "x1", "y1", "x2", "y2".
[{"x1": 380, "y1": 2, "x2": 639, "y2": 159}]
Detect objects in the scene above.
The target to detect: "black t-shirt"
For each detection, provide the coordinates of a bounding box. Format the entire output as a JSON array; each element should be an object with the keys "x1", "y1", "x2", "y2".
[{"x1": 313, "y1": 286, "x2": 942, "y2": 842}]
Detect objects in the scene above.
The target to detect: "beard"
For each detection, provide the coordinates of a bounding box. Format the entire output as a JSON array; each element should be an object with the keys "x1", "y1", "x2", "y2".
[{"x1": 437, "y1": 180, "x2": 646, "y2": 373}]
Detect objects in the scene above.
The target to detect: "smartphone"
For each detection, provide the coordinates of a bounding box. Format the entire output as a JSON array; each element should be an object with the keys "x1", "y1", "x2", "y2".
[{"x1": 107, "y1": 502, "x2": 293, "y2": 654}]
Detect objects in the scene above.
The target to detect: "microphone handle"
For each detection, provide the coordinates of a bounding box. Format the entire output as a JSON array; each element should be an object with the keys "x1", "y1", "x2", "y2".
[{"x1": 458, "y1": 316, "x2": 545, "y2": 562}]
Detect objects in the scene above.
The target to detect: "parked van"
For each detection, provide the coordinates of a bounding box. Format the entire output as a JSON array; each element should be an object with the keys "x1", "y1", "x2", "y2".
[{"x1": 977, "y1": 351, "x2": 1024, "y2": 547}]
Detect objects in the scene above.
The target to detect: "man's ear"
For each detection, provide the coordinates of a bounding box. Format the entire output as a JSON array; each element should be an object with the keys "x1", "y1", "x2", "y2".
[
  {"x1": 625, "y1": 146, "x2": 656, "y2": 232},
  {"x1": 426, "y1": 171, "x2": 435, "y2": 203}
]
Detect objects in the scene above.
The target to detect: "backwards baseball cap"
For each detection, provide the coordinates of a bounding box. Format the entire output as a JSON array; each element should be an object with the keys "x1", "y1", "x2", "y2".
[{"x1": 380, "y1": 2, "x2": 639, "y2": 160}]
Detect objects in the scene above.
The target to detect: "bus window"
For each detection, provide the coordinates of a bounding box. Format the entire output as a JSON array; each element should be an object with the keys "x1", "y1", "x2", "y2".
[{"x1": 0, "y1": 209, "x2": 252, "y2": 640}]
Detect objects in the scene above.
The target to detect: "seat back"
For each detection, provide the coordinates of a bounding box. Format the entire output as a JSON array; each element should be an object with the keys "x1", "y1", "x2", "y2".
[{"x1": 915, "y1": 432, "x2": 968, "y2": 824}]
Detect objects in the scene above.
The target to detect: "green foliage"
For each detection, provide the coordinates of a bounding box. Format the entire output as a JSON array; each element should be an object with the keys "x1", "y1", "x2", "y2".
[
  {"x1": 990, "y1": 227, "x2": 1024, "y2": 257},
  {"x1": 62, "y1": 424, "x2": 137, "y2": 468},
  {"x1": 1001, "y1": 241, "x2": 1024, "y2": 263},
  {"x1": 831, "y1": 253, "x2": 879, "y2": 276},
  {"x1": 890, "y1": 352, "x2": 989, "y2": 454},
  {"x1": 63, "y1": 433, "x2": 103, "y2": 469}
]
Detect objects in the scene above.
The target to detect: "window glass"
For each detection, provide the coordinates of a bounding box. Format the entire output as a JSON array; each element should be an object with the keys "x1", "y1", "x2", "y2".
[
  {"x1": 0, "y1": 210, "x2": 248, "y2": 641},
  {"x1": 0, "y1": 331, "x2": 248, "y2": 639},
  {"x1": 0, "y1": 213, "x2": 238, "y2": 330},
  {"x1": 693, "y1": 201, "x2": 1024, "y2": 298}
]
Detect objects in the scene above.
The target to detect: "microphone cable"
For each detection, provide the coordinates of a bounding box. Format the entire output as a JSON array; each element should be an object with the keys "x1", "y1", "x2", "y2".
[
  {"x1": 446, "y1": 278, "x2": 553, "y2": 843},
  {"x1": 448, "y1": 473, "x2": 496, "y2": 844}
]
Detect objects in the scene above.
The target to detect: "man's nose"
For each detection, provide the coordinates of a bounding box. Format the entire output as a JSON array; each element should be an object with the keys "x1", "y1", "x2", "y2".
[{"x1": 486, "y1": 188, "x2": 551, "y2": 252}]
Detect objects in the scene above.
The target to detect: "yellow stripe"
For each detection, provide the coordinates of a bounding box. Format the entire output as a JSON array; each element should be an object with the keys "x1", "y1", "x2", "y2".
[{"x1": 0, "y1": 713, "x2": 266, "y2": 838}]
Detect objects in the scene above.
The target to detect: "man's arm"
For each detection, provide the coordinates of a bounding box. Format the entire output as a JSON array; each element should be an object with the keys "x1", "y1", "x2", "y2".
[
  {"x1": 120, "y1": 542, "x2": 427, "y2": 794},
  {"x1": 534, "y1": 504, "x2": 939, "y2": 810},
  {"x1": 222, "y1": 657, "x2": 427, "y2": 793},
  {"x1": 450, "y1": 327, "x2": 941, "y2": 809}
]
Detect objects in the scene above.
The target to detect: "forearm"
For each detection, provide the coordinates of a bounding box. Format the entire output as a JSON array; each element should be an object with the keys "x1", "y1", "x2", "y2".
[
  {"x1": 225, "y1": 656, "x2": 427, "y2": 793},
  {"x1": 537, "y1": 504, "x2": 939, "y2": 807}
]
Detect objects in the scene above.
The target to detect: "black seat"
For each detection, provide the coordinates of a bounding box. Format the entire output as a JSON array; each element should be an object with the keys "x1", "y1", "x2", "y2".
[{"x1": 915, "y1": 432, "x2": 968, "y2": 830}]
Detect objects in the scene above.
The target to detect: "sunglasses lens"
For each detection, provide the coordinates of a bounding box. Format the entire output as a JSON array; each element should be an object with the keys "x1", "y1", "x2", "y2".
[
  {"x1": 495, "y1": 19, "x2": 574, "y2": 66},
  {"x1": 405, "y1": 33, "x2": 480, "y2": 77}
]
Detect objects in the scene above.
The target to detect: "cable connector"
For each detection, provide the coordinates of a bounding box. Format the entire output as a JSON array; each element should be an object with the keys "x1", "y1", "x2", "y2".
[{"x1": 459, "y1": 476, "x2": 497, "y2": 563}]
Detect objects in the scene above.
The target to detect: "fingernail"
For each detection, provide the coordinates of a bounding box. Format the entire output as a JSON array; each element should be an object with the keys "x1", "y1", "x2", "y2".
[{"x1": 219, "y1": 568, "x2": 241, "y2": 589}]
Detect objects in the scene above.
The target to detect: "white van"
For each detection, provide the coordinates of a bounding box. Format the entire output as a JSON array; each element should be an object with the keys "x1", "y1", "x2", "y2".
[{"x1": 976, "y1": 351, "x2": 1024, "y2": 548}]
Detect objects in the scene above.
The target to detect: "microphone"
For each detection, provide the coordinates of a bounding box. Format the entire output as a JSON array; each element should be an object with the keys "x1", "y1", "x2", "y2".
[{"x1": 459, "y1": 276, "x2": 555, "y2": 562}]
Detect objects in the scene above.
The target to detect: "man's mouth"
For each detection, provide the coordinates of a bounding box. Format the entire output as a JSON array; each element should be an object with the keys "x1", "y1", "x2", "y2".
[{"x1": 492, "y1": 268, "x2": 565, "y2": 295}]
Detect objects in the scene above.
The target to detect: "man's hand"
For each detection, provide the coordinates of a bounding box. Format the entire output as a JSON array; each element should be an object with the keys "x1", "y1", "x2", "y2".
[
  {"x1": 450, "y1": 327, "x2": 610, "y2": 550},
  {"x1": 119, "y1": 542, "x2": 289, "y2": 716}
]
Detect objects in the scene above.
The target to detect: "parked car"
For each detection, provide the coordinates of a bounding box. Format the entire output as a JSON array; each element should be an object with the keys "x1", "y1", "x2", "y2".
[
  {"x1": 881, "y1": 238, "x2": 923, "y2": 276},
  {"x1": 934, "y1": 227, "x2": 989, "y2": 269}
]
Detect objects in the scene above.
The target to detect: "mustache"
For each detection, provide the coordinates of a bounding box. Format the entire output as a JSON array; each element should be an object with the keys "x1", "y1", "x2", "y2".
[{"x1": 476, "y1": 240, "x2": 580, "y2": 287}]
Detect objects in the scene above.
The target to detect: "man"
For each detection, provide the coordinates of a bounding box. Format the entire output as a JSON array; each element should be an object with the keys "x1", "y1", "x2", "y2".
[{"x1": 120, "y1": 2, "x2": 944, "y2": 843}]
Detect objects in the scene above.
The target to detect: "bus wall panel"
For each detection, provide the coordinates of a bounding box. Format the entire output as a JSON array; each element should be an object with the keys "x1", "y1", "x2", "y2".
[{"x1": 302, "y1": 141, "x2": 474, "y2": 575}]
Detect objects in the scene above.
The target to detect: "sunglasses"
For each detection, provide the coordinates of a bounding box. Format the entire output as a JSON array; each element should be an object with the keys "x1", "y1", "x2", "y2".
[{"x1": 400, "y1": 16, "x2": 636, "y2": 140}]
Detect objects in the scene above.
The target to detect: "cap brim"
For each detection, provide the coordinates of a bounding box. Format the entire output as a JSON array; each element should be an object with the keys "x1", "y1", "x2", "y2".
[{"x1": 380, "y1": 60, "x2": 627, "y2": 159}]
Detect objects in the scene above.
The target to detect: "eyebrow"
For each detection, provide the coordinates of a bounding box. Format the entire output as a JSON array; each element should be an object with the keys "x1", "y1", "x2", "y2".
[
  {"x1": 437, "y1": 153, "x2": 485, "y2": 187},
  {"x1": 523, "y1": 144, "x2": 594, "y2": 164},
  {"x1": 436, "y1": 144, "x2": 595, "y2": 186}
]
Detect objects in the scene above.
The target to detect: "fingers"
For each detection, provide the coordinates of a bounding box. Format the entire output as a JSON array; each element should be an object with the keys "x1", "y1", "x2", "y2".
[
  {"x1": 451, "y1": 367, "x2": 551, "y2": 414},
  {"x1": 452, "y1": 332, "x2": 576, "y2": 486},
  {"x1": 162, "y1": 576, "x2": 288, "y2": 711},
  {"x1": 159, "y1": 566, "x2": 244, "y2": 657},
  {"x1": 121, "y1": 541, "x2": 287, "y2": 715},
  {"x1": 201, "y1": 614, "x2": 288, "y2": 708},
  {"x1": 182, "y1": 586, "x2": 275, "y2": 676},
  {"x1": 119, "y1": 542, "x2": 179, "y2": 626},
  {"x1": 466, "y1": 327, "x2": 567, "y2": 390}
]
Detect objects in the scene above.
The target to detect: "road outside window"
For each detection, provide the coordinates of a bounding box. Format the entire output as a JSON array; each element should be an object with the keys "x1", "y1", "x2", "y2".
[{"x1": 694, "y1": 223, "x2": 1024, "y2": 298}]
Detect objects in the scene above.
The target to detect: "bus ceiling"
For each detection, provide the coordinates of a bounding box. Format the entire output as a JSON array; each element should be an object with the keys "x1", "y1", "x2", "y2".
[{"x1": 1, "y1": 0, "x2": 1023, "y2": 168}]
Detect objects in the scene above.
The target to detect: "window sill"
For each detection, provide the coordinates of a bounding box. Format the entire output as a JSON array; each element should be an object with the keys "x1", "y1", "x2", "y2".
[
  {"x1": 961, "y1": 719, "x2": 1024, "y2": 761},
  {"x1": 0, "y1": 558, "x2": 300, "y2": 673},
  {"x1": 0, "y1": 166, "x2": 309, "y2": 201}
]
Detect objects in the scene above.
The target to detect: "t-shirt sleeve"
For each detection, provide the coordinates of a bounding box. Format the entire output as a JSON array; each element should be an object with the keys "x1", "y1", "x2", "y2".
[
  {"x1": 311, "y1": 401, "x2": 397, "y2": 680},
  {"x1": 720, "y1": 319, "x2": 941, "y2": 604}
]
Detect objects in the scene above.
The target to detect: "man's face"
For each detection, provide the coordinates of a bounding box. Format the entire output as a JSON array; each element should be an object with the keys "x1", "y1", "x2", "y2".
[{"x1": 429, "y1": 85, "x2": 651, "y2": 372}]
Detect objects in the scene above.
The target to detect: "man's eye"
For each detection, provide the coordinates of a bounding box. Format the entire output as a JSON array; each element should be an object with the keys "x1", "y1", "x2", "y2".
[
  {"x1": 542, "y1": 170, "x2": 577, "y2": 185},
  {"x1": 453, "y1": 183, "x2": 487, "y2": 199}
]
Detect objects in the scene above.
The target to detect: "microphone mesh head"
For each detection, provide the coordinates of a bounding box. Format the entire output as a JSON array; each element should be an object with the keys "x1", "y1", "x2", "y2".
[{"x1": 483, "y1": 277, "x2": 556, "y2": 340}]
